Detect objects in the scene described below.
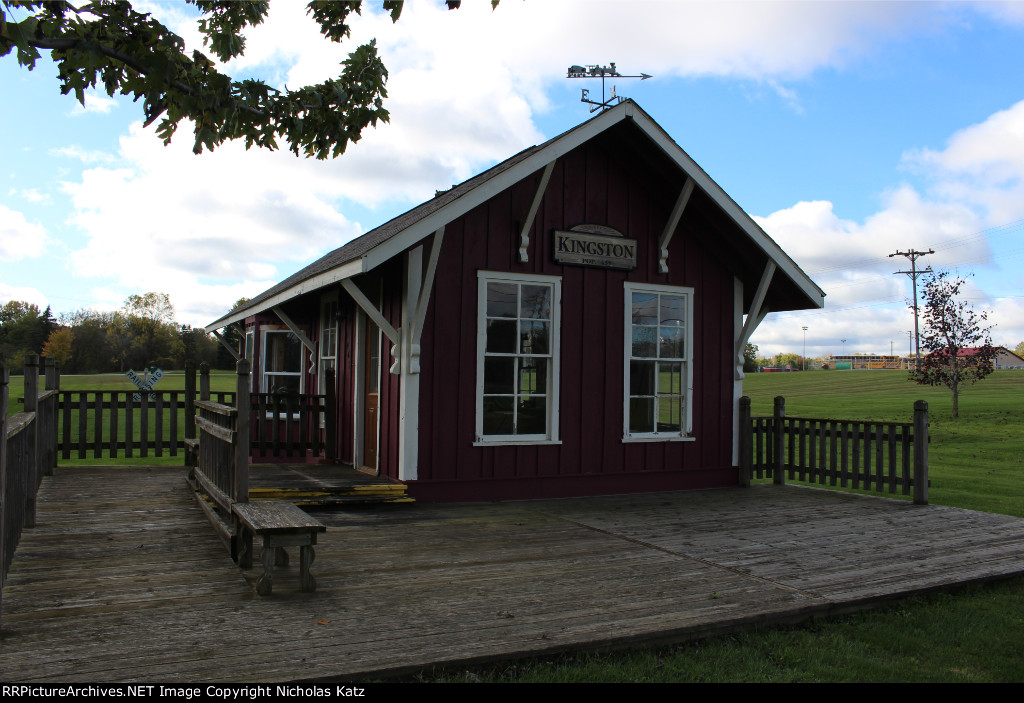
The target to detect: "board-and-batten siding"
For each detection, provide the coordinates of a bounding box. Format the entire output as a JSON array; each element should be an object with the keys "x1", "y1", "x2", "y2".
[{"x1": 413, "y1": 140, "x2": 736, "y2": 501}]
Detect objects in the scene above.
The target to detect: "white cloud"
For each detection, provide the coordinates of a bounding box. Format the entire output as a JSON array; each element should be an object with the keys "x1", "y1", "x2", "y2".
[
  {"x1": 0, "y1": 280, "x2": 49, "y2": 309},
  {"x1": 0, "y1": 205, "x2": 48, "y2": 261},
  {"x1": 61, "y1": 121, "x2": 365, "y2": 326},
  {"x1": 903, "y1": 99, "x2": 1024, "y2": 225},
  {"x1": 68, "y1": 92, "x2": 119, "y2": 116}
]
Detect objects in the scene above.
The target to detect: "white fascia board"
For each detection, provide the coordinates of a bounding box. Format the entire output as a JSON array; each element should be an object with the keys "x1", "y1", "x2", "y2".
[
  {"x1": 629, "y1": 110, "x2": 825, "y2": 310},
  {"x1": 205, "y1": 258, "x2": 364, "y2": 333},
  {"x1": 360, "y1": 107, "x2": 633, "y2": 275}
]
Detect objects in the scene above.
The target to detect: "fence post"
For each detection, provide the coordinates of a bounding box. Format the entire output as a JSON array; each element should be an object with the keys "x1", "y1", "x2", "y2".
[
  {"x1": 22, "y1": 356, "x2": 39, "y2": 528},
  {"x1": 913, "y1": 400, "x2": 929, "y2": 505},
  {"x1": 233, "y1": 359, "x2": 251, "y2": 505},
  {"x1": 199, "y1": 362, "x2": 210, "y2": 402},
  {"x1": 738, "y1": 396, "x2": 751, "y2": 487},
  {"x1": 43, "y1": 358, "x2": 57, "y2": 476},
  {"x1": 773, "y1": 395, "x2": 786, "y2": 485},
  {"x1": 184, "y1": 361, "x2": 196, "y2": 467}
]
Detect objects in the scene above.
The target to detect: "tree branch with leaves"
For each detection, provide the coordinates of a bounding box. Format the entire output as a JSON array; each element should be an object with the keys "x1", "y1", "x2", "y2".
[{"x1": 1, "y1": 0, "x2": 415, "y2": 158}]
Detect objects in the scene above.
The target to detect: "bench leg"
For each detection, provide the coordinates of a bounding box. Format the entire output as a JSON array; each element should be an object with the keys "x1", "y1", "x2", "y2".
[
  {"x1": 274, "y1": 547, "x2": 289, "y2": 567},
  {"x1": 300, "y1": 545, "x2": 317, "y2": 593},
  {"x1": 255, "y1": 540, "x2": 275, "y2": 596},
  {"x1": 237, "y1": 527, "x2": 254, "y2": 569}
]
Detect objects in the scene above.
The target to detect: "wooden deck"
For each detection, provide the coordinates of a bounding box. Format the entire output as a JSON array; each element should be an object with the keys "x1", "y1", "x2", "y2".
[{"x1": 2, "y1": 466, "x2": 1024, "y2": 682}]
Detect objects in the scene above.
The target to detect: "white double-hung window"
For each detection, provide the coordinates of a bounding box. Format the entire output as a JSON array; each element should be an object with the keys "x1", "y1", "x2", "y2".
[
  {"x1": 624, "y1": 283, "x2": 693, "y2": 440},
  {"x1": 476, "y1": 272, "x2": 560, "y2": 444}
]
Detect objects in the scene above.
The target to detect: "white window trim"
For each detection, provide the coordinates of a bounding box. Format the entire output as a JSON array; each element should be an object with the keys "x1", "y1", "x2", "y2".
[
  {"x1": 623, "y1": 282, "x2": 695, "y2": 442},
  {"x1": 475, "y1": 271, "x2": 561, "y2": 445},
  {"x1": 318, "y1": 291, "x2": 339, "y2": 394}
]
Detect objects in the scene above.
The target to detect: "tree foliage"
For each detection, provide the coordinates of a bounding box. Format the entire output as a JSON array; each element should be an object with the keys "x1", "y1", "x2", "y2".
[
  {"x1": 911, "y1": 271, "x2": 995, "y2": 418},
  {"x1": 41, "y1": 326, "x2": 74, "y2": 366},
  {"x1": 0, "y1": 300, "x2": 55, "y2": 368},
  {"x1": 0, "y1": 0, "x2": 418, "y2": 158}
]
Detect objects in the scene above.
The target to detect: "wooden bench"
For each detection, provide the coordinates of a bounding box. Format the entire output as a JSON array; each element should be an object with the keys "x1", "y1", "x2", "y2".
[{"x1": 231, "y1": 501, "x2": 326, "y2": 595}]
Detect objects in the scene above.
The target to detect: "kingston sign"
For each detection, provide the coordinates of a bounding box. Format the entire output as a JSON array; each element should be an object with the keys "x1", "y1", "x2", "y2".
[{"x1": 552, "y1": 228, "x2": 638, "y2": 271}]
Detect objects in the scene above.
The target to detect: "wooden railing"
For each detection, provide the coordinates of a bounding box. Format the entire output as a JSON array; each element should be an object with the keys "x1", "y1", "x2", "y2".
[
  {"x1": 251, "y1": 368, "x2": 336, "y2": 461},
  {"x1": 738, "y1": 396, "x2": 929, "y2": 505},
  {"x1": 58, "y1": 388, "x2": 234, "y2": 460},
  {"x1": 2, "y1": 355, "x2": 60, "y2": 628},
  {"x1": 188, "y1": 360, "x2": 251, "y2": 558}
]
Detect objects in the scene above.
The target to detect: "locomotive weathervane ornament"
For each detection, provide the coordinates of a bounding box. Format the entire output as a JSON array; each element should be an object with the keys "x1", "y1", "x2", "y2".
[{"x1": 567, "y1": 62, "x2": 652, "y2": 112}]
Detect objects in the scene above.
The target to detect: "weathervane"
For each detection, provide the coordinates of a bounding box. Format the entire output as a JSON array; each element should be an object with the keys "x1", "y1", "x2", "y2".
[{"x1": 567, "y1": 62, "x2": 652, "y2": 112}]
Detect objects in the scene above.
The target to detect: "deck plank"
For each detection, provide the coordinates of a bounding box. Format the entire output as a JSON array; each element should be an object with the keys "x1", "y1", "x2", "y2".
[{"x1": 1, "y1": 467, "x2": 1023, "y2": 682}]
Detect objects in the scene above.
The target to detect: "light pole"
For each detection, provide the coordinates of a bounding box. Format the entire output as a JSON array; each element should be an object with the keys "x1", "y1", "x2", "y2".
[
  {"x1": 802, "y1": 326, "x2": 808, "y2": 371},
  {"x1": 841, "y1": 338, "x2": 846, "y2": 356}
]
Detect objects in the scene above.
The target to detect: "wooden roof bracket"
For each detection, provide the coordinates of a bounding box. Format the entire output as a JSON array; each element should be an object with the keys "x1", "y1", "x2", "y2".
[
  {"x1": 408, "y1": 227, "x2": 446, "y2": 374},
  {"x1": 518, "y1": 160, "x2": 556, "y2": 263},
  {"x1": 341, "y1": 278, "x2": 402, "y2": 374},
  {"x1": 211, "y1": 326, "x2": 242, "y2": 362},
  {"x1": 735, "y1": 260, "x2": 776, "y2": 379},
  {"x1": 658, "y1": 176, "x2": 695, "y2": 273},
  {"x1": 271, "y1": 305, "x2": 317, "y2": 375}
]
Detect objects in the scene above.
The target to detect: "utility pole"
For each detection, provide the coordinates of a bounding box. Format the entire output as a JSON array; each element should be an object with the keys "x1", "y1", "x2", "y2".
[{"x1": 889, "y1": 249, "x2": 934, "y2": 372}]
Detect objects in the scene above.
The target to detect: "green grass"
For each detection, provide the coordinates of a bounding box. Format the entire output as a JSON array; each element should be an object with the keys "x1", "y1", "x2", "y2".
[{"x1": 404, "y1": 369, "x2": 1024, "y2": 682}]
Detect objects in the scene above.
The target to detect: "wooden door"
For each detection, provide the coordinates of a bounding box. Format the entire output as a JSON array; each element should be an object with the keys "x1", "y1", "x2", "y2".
[{"x1": 363, "y1": 317, "x2": 380, "y2": 470}]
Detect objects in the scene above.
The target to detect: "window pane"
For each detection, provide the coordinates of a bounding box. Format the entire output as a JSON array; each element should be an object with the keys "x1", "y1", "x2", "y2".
[
  {"x1": 519, "y1": 357, "x2": 547, "y2": 395},
  {"x1": 267, "y1": 374, "x2": 300, "y2": 395},
  {"x1": 484, "y1": 357, "x2": 515, "y2": 394},
  {"x1": 487, "y1": 282, "x2": 518, "y2": 318},
  {"x1": 659, "y1": 327, "x2": 685, "y2": 359},
  {"x1": 520, "y1": 320, "x2": 549, "y2": 355},
  {"x1": 632, "y1": 326, "x2": 657, "y2": 358},
  {"x1": 657, "y1": 396, "x2": 682, "y2": 432},
  {"x1": 486, "y1": 319, "x2": 517, "y2": 353},
  {"x1": 520, "y1": 285, "x2": 551, "y2": 320},
  {"x1": 517, "y1": 396, "x2": 547, "y2": 434},
  {"x1": 483, "y1": 396, "x2": 514, "y2": 435},
  {"x1": 631, "y1": 292, "x2": 657, "y2": 325},
  {"x1": 266, "y1": 332, "x2": 302, "y2": 372},
  {"x1": 630, "y1": 360, "x2": 655, "y2": 396},
  {"x1": 629, "y1": 397, "x2": 654, "y2": 434},
  {"x1": 660, "y1": 295, "x2": 686, "y2": 326},
  {"x1": 658, "y1": 362, "x2": 683, "y2": 394}
]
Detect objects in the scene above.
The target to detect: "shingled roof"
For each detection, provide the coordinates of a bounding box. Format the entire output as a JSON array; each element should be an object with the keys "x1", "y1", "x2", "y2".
[{"x1": 207, "y1": 100, "x2": 824, "y2": 332}]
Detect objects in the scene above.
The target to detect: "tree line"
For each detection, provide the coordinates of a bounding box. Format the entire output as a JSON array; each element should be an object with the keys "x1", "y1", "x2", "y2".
[{"x1": 0, "y1": 293, "x2": 238, "y2": 375}]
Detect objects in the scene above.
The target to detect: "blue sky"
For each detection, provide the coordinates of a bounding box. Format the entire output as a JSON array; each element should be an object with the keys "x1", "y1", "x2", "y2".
[{"x1": 2, "y1": 0, "x2": 1024, "y2": 358}]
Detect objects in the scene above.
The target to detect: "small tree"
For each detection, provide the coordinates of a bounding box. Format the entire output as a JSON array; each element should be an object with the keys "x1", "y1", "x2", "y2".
[
  {"x1": 912, "y1": 272, "x2": 995, "y2": 418},
  {"x1": 42, "y1": 327, "x2": 74, "y2": 367}
]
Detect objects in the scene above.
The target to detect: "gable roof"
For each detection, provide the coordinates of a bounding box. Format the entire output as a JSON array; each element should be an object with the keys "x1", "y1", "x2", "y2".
[{"x1": 207, "y1": 100, "x2": 824, "y2": 332}]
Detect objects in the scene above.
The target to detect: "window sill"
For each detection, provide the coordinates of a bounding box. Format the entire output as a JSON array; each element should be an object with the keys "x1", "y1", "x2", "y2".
[
  {"x1": 622, "y1": 435, "x2": 695, "y2": 443},
  {"x1": 473, "y1": 439, "x2": 563, "y2": 447}
]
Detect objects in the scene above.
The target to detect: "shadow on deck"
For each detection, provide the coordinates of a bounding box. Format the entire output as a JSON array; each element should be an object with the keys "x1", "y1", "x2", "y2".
[{"x1": 2, "y1": 465, "x2": 1024, "y2": 682}]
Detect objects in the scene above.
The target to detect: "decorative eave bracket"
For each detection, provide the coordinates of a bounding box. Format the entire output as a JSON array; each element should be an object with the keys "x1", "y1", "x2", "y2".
[
  {"x1": 735, "y1": 260, "x2": 776, "y2": 379},
  {"x1": 658, "y1": 177, "x2": 695, "y2": 274},
  {"x1": 272, "y1": 305, "x2": 317, "y2": 375},
  {"x1": 518, "y1": 161, "x2": 556, "y2": 263},
  {"x1": 211, "y1": 325, "x2": 242, "y2": 362}
]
